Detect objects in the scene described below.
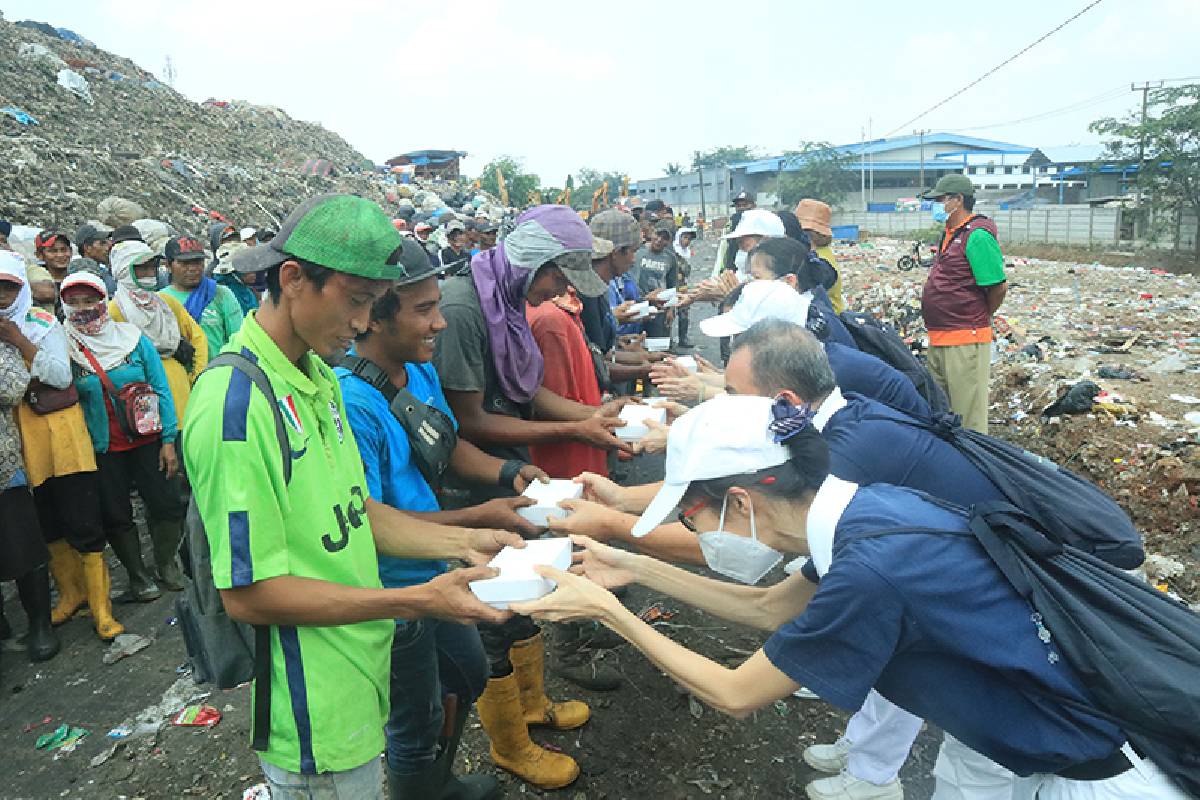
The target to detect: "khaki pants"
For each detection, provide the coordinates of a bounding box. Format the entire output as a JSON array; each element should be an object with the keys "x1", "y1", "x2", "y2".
[{"x1": 928, "y1": 343, "x2": 991, "y2": 433}]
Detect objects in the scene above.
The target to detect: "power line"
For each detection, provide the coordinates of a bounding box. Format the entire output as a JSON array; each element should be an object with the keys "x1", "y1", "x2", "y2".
[
  {"x1": 947, "y1": 86, "x2": 1128, "y2": 132},
  {"x1": 884, "y1": 0, "x2": 1105, "y2": 137}
]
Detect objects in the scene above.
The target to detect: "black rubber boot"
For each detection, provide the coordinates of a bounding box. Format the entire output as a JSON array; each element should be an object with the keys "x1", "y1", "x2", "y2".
[
  {"x1": 0, "y1": 589, "x2": 11, "y2": 641},
  {"x1": 386, "y1": 759, "x2": 444, "y2": 800},
  {"x1": 15, "y1": 566, "x2": 60, "y2": 663},
  {"x1": 437, "y1": 700, "x2": 500, "y2": 800},
  {"x1": 107, "y1": 528, "x2": 161, "y2": 603}
]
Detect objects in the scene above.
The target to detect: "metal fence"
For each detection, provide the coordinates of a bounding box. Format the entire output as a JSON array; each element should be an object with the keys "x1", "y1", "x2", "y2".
[{"x1": 832, "y1": 207, "x2": 1124, "y2": 247}]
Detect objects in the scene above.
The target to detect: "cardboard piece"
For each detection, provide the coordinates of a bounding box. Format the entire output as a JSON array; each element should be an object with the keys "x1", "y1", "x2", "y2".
[
  {"x1": 516, "y1": 479, "x2": 583, "y2": 528},
  {"x1": 470, "y1": 538, "x2": 573, "y2": 609},
  {"x1": 674, "y1": 355, "x2": 698, "y2": 373},
  {"x1": 645, "y1": 337, "x2": 671, "y2": 352},
  {"x1": 615, "y1": 404, "x2": 668, "y2": 441}
]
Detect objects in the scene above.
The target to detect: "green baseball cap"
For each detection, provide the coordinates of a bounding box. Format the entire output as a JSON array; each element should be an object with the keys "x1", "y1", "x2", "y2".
[
  {"x1": 235, "y1": 194, "x2": 404, "y2": 280},
  {"x1": 922, "y1": 174, "x2": 975, "y2": 199}
]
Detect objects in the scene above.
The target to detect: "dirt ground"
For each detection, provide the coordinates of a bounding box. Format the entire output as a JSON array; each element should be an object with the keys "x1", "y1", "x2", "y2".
[{"x1": 3, "y1": 233, "x2": 1196, "y2": 800}]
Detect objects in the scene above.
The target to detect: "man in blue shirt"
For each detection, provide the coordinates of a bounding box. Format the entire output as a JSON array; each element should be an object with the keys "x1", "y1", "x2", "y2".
[{"x1": 335, "y1": 241, "x2": 580, "y2": 796}]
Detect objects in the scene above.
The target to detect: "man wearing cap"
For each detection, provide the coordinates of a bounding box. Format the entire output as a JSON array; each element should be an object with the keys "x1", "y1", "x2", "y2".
[
  {"x1": 632, "y1": 223, "x2": 680, "y2": 339},
  {"x1": 440, "y1": 220, "x2": 471, "y2": 276},
  {"x1": 336, "y1": 238, "x2": 555, "y2": 798},
  {"x1": 161, "y1": 235, "x2": 245, "y2": 357},
  {"x1": 413, "y1": 222, "x2": 440, "y2": 268},
  {"x1": 584, "y1": 210, "x2": 656, "y2": 385},
  {"x1": 794, "y1": 199, "x2": 845, "y2": 313},
  {"x1": 477, "y1": 221, "x2": 499, "y2": 252},
  {"x1": 433, "y1": 205, "x2": 633, "y2": 789},
  {"x1": 72, "y1": 223, "x2": 119, "y2": 297},
  {"x1": 921, "y1": 174, "x2": 1006, "y2": 433},
  {"x1": 184, "y1": 194, "x2": 522, "y2": 799},
  {"x1": 30, "y1": 231, "x2": 73, "y2": 311}
]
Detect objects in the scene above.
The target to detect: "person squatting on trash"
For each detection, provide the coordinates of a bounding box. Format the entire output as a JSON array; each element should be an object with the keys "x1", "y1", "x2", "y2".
[{"x1": 183, "y1": 194, "x2": 523, "y2": 800}]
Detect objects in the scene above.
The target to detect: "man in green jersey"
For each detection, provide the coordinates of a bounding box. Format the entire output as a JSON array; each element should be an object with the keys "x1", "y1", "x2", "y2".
[
  {"x1": 184, "y1": 194, "x2": 522, "y2": 800},
  {"x1": 161, "y1": 235, "x2": 245, "y2": 356}
]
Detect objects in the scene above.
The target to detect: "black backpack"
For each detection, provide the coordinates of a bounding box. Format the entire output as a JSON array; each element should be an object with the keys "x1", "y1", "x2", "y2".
[
  {"x1": 838, "y1": 501, "x2": 1200, "y2": 795},
  {"x1": 175, "y1": 351, "x2": 288, "y2": 751},
  {"x1": 865, "y1": 409, "x2": 1143, "y2": 568},
  {"x1": 839, "y1": 311, "x2": 951, "y2": 414}
]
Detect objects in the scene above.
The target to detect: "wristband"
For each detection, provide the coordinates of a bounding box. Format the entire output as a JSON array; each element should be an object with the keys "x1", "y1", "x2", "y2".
[{"x1": 499, "y1": 459, "x2": 526, "y2": 489}]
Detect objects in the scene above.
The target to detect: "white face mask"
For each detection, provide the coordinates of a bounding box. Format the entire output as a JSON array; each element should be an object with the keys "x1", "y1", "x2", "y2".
[
  {"x1": 697, "y1": 492, "x2": 783, "y2": 585},
  {"x1": 733, "y1": 249, "x2": 749, "y2": 274}
]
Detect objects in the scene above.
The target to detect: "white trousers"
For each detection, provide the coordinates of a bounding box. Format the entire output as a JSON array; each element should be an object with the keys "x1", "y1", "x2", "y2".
[
  {"x1": 841, "y1": 690, "x2": 924, "y2": 784},
  {"x1": 931, "y1": 734, "x2": 1190, "y2": 800}
]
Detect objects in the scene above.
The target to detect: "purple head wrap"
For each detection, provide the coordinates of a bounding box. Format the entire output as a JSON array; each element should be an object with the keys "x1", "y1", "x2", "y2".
[{"x1": 470, "y1": 205, "x2": 593, "y2": 404}]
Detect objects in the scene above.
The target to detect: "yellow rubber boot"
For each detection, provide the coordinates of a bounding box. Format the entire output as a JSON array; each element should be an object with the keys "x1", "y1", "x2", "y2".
[
  {"x1": 476, "y1": 674, "x2": 579, "y2": 790},
  {"x1": 47, "y1": 540, "x2": 87, "y2": 625},
  {"x1": 510, "y1": 633, "x2": 590, "y2": 730},
  {"x1": 81, "y1": 552, "x2": 125, "y2": 641}
]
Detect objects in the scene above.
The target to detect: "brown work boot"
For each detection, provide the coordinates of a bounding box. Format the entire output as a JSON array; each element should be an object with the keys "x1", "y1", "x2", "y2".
[
  {"x1": 510, "y1": 633, "x2": 590, "y2": 730},
  {"x1": 475, "y1": 673, "x2": 579, "y2": 790}
]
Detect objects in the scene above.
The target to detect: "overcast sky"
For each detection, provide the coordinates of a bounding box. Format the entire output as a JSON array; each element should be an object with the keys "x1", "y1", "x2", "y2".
[{"x1": 6, "y1": 0, "x2": 1199, "y2": 185}]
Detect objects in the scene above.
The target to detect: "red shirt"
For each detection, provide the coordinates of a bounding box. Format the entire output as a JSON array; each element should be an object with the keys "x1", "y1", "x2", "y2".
[{"x1": 526, "y1": 297, "x2": 608, "y2": 479}]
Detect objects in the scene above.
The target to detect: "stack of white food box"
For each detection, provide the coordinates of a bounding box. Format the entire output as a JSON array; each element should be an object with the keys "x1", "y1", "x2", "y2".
[
  {"x1": 615, "y1": 404, "x2": 668, "y2": 441},
  {"x1": 628, "y1": 301, "x2": 658, "y2": 320},
  {"x1": 673, "y1": 355, "x2": 698, "y2": 373},
  {"x1": 644, "y1": 337, "x2": 671, "y2": 352},
  {"x1": 657, "y1": 287, "x2": 682, "y2": 308},
  {"x1": 469, "y1": 537, "x2": 574, "y2": 609},
  {"x1": 515, "y1": 479, "x2": 583, "y2": 528}
]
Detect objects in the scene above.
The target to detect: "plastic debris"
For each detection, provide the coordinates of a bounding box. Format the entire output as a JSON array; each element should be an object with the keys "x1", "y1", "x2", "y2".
[
  {"x1": 35, "y1": 724, "x2": 88, "y2": 751},
  {"x1": 106, "y1": 725, "x2": 132, "y2": 739},
  {"x1": 242, "y1": 785, "x2": 271, "y2": 800},
  {"x1": 55, "y1": 68, "x2": 94, "y2": 105},
  {"x1": 1, "y1": 106, "x2": 39, "y2": 126},
  {"x1": 1148, "y1": 353, "x2": 1190, "y2": 375},
  {"x1": 102, "y1": 632, "x2": 153, "y2": 664},
  {"x1": 1042, "y1": 381, "x2": 1101, "y2": 417},
  {"x1": 1169, "y1": 394, "x2": 1200, "y2": 404},
  {"x1": 170, "y1": 704, "x2": 222, "y2": 727}
]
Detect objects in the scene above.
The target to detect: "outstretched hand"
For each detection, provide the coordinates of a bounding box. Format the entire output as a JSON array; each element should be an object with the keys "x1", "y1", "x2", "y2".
[
  {"x1": 569, "y1": 534, "x2": 640, "y2": 591},
  {"x1": 509, "y1": 565, "x2": 620, "y2": 624}
]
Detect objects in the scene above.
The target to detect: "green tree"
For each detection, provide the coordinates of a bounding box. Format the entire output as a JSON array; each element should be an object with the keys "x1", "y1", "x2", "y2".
[
  {"x1": 477, "y1": 155, "x2": 541, "y2": 207},
  {"x1": 775, "y1": 141, "x2": 857, "y2": 209},
  {"x1": 691, "y1": 145, "x2": 759, "y2": 170},
  {"x1": 1090, "y1": 83, "x2": 1200, "y2": 252},
  {"x1": 570, "y1": 167, "x2": 626, "y2": 209}
]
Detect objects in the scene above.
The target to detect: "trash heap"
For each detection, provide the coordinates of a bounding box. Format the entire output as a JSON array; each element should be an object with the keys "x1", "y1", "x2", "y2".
[
  {"x1": 0, "y1": 14, "x2": 480, "y2": 238},
  {"x1": 838, "y1": 237, "x2": 1200, "y2": 603}
]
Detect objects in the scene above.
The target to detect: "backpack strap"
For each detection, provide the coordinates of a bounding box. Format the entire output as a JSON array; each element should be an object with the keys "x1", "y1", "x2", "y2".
[
  {"x1": 207, "y1": 352, "x2": 292, "y2": 483},
  {"x1": 200, "y1": 350, "x2": 292, "y2": 752},
  {"x1": 339, "y1": 354, "x2": 398, "y2": 403}
]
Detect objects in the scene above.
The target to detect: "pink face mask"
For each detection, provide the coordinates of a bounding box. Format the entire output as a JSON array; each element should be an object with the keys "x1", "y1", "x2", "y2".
[{"x1": 66, "y1": 304, "x2": 109, "y2": 335}]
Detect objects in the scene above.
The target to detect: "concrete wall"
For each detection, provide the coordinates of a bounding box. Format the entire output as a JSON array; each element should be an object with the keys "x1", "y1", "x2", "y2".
[{"x1": 832, "y1": 206, "x2": 1124, "y2": 247}]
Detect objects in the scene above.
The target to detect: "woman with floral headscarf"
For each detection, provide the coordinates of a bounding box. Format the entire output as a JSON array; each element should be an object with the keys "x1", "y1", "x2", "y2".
[
  {"x1": 61, "y1": 272, "x2": 186, "y2": 600},
  {"x1": 108, "y1": 240, "x2": 208, "y2": 423},
  {"x1": 0, "y1": 252, "x2": 124, "y2": 642}
]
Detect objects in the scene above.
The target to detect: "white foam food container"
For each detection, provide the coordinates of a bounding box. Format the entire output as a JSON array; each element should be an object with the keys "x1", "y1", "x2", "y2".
[
  {"x1": 516, "y1": 479, "x2": 583, "y2": 528},
  {"x1": 469, "y1": 538, "x2": 574, "y2": 609},
  {"x1": 615, "y1": 404, "x2": 668, "y2": 441},
  {"x1": 645, "y1": 337, "x2": 671, "y2": 352},
  {"x1": 674, "y1": 355, "x2": 698, "y2": 373}
]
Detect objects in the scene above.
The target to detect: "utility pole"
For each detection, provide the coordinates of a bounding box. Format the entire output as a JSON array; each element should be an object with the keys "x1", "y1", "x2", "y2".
[
  {"x1": 163, "y1": 55, "x2": 177, "y2": 87},
  {"x1": 1131, "y1": 81, "x2": 1163, "y2": 206},
  {"x1": 697, "y1": 166, "x2": 707, "y2": 222},
  {"x1": 868, "y1": 118, "x2": 874, "y2": 206},
  {"x1": 861, "y1": 126, "x2": 867, "y2": 211},
  {"x1": 915, "y1": 129, "x2": 930, "y2": 194}
]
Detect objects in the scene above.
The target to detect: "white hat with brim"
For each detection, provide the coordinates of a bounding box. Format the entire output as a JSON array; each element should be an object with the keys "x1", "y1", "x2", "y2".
[
  {"x1": 631, "y1": 395, "x2": 791, "y2": 537},
  {"x1": 699, "y1": 281, "x2": 812, "y2": 339},
  {"x1": 721, "y1": 209, "x2": 785, "y2": 240}
]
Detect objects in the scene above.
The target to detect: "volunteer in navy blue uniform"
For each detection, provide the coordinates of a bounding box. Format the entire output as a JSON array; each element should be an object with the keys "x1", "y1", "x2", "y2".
[
  {"x1": 699, "y1": 279, "x2": 929, "y2": 419},
  {"x1": 512, "y1": 394, "x2": 1186, "y2": 800},
  {"x1": 549, "y1": 319, "x2": 1025, "y2": 798}
]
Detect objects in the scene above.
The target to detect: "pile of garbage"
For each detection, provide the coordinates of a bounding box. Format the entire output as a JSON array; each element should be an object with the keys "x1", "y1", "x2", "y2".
[
  {"x1": 0, "y1": 13, "x2": 484, "y2": 238},
  {"x1": 838, "y1": 237, "x2": 1200, "y2": 602}
]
